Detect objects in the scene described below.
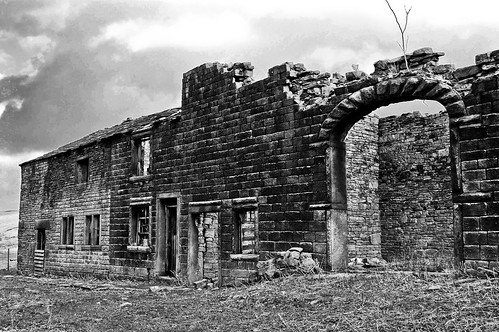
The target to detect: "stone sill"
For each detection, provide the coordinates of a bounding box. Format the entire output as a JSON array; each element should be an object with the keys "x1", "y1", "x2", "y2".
[
  {"x1": 127, "y1": 245, "x2": 151, "y2": 253},
  {"x1": 230, "y1": 254, "x2": 259, "y2": 261},
  {"x1": 129, "y1": 175, "x2": 152, "y2": 183},
  {"x1": 56, "y1": 245, "x2": 74, "y2": 250},
  {"x1": 81, "y1": 245, "x2": 102, "y2": 251}
]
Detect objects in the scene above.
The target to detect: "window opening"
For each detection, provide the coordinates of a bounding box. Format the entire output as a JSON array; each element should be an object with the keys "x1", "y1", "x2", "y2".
[
  {"x1": 61, "y1": 216, "x2": 74, "y2": 245},
  {"x1": 133, "y1": 137, "x2": 151, "y2": 176},
  {"x1": 234, "y1": 210, "x2": 257, "y2": 254},
  {"x1": 131, "y1": 206, "x2": 150, "y2": 246},
  {"x1": 85, "y1": 214, "x2": 101, "y2": 245},
  {"x1": 76, "y1": 158, "x2": 89, "y2": 183}
]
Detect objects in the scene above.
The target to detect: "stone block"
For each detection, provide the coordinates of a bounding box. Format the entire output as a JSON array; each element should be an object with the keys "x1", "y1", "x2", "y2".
[
  {"x1": 462, "y1": 203, "x2": 487, "y2": 217},
  {"x1": 462, "y1": 170, "x2": 486, "y2": 182},
  {"x1": 481, "y1": 216, "x2": 499, "y2": 231},
  {"x1": 481, "y1": 90, "x2": 499, "y2": 103},
  {"x1": 480, "y1": 245, "x2": 499, "y2": 260},
  {"x1": 369, "y1": 233, "x2": 381, "y2": 245},
  {"x1": 463, "y1": 231, "x2": 487, "y2": 245},
  {"x1": 461, "y1": 161, "x2": 477, "y2": 170},
  {"x1": 472, "y1": 76, "x2": 497, "y2": 93},
  {"x1": 463, "y1": 245, "x2": 480, "y2": 260},
  {"x1": 488, "y1": 232, "x2": 499, "y2": 245},
  {"x1": 463, "y1": 217, "x2": 480, "y2": 231},
  {"x1": 483, "y1": 114, "x2": 499, "y2": 126},
  {"x1": 313, "y1": 243, "x2": 327, "y2": 254},
  {"x1": 454, "y1": 65, "x2": 481, "y2": 80},
  {"x1": 481, "y1": 180, "x2": 499, "y2": 192}
]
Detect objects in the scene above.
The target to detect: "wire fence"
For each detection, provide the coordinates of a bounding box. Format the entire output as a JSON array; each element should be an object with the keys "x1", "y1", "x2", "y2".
[{"x1": 0, "y1": 248, "x2": 17, "y2": 271}]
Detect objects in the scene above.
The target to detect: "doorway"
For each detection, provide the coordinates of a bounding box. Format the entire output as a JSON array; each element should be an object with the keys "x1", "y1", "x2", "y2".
[
  {"x1": 319, "y1": 75, "x2": 465, "y2": 270},
  {"x1": 34, "y1": 228, "x2": 46, "y2": 274},
  {"x1": 156, "y1": 197, "x2": 178, "y2": 277},
  {"x1": 36, "y1": 229, "x2": 46, "y2": 250}
]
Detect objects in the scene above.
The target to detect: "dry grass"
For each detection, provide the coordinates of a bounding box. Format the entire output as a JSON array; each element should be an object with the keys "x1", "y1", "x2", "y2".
[{"x1": 1, "y1": 270, "x2": 498, "y2": 331}]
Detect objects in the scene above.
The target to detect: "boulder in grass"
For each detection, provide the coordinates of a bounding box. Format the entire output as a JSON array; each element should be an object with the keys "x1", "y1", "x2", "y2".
[{"x1": 257, "y1": 258, "x2": 280, "y2": 279}]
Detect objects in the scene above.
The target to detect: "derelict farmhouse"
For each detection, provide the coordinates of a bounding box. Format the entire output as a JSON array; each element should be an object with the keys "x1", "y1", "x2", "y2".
[{"x1": 17, "y1": 48, "x2": 499, "y2": 285}]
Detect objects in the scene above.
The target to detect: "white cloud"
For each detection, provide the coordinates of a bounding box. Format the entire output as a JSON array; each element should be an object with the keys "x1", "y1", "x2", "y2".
[
  {"x1": 0, "y1": 98, "x2": 24, "y2": 118},
  {"x1": 0, "y1": 50, "x2": 12, "y2": 64},
  {"x1": 18, "y1": 35, "x2": 54, "y2": 53},
  {"x1": 168, "y1": 0, "x2": 386, "y2": 20},
  {"x1": 91, "y1": 13, "x2": 256, "y2": 52},
  {"x1": 307, "y1": 43, "x2": 389, "y2": 74},
  {"x1": 0, "y1": 150, "x2": 45, "y2": 166},
  {"x1": 0, "y1": 101, "x2": 7, "y2": 118}
]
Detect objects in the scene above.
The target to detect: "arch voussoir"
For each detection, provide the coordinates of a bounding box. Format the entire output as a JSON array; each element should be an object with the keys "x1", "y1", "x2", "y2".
[
  {"x1": 399, "y1": 76, "x2": 422, "y2": 96},
  {"x1": 348, "y1": 86, "x2": 376, "y2": 107},
  {"x1": 424, "y1": 82, "x2": 453, "y2": 99},
  {"x1": 412, "y1": 79, "x2": 440, "y2": 97},
  {"x1": 388, "y1": 77, "x2": 406, "y2": 95},
  {"x1": 375, "y1": 80, "x2": 390, "y2": 97},
  {"x1": 437, "y1": 90, "x2": 461, "y2": 105}
]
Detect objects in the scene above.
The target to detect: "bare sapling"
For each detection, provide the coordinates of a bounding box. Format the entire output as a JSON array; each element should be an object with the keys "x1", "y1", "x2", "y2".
[{"x1": 384, "y1": 0, "x2": 412, "y2": 70}]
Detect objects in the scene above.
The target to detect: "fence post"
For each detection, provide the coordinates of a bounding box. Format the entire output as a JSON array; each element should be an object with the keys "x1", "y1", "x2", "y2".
[{"x1": 7, "y1": 248, "x2": 10, "y2": 271}]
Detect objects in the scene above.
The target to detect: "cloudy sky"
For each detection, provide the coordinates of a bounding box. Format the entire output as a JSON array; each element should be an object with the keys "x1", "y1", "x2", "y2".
[{"x1": 1, "y1": 0, "x2": 499, "y2": 211}]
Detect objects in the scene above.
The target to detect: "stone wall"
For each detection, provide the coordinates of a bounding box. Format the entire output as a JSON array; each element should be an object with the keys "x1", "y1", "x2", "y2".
[
  {"x1": 379, "y1": 111, "x2": 453, "y2": 260},
  {"x1": 18, "y1": 160, "x2": 49, "y2": 272},
  {"x1": 17, "y1": 47, "x2": 499, "y2": 281},
  {"x1": 345, "y1": 116, "x2": 381, "y2": 258},
  {"x1": 18, "y1": 142, "x2": 112, "y2": 276},
  {"x1": 156, "y1": 62, "x2": 332, "y2": 284}
]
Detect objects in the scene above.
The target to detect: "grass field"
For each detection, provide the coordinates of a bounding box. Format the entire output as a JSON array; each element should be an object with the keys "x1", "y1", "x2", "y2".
[{"x1": 1, "y1": 271, "x2": 498, "y2": 332}]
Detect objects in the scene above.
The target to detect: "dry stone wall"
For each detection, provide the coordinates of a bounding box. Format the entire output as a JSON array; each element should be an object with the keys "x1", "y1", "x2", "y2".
[
  {"x1": 379, "y1": 111, "x2": 453, "y2": 260},
  {"x1": 345, "y1": 116, "x2": 381, "y2": 258}
]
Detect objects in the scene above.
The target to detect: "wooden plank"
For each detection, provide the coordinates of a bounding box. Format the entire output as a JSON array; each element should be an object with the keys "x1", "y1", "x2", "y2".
[{"x1": 34, "y1": 250, "x2": 45, "y2": 275}]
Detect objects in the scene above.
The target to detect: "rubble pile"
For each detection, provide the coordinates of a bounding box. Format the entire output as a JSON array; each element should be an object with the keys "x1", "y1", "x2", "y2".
[{"x1": 257, "y1": 247, "x2": 322, "y2": 279}]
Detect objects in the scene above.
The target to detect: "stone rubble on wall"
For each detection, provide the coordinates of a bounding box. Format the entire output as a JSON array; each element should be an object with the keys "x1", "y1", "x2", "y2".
[
  {"x1": 287, "y1": 47, "x2": 453, "y2": 113},
  {"x1": 372, "y1": 47, "x2": 446, "y2": 75}
]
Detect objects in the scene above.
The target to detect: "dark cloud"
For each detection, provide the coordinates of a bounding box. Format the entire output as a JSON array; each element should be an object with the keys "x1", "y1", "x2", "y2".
[
  {"x1": 0, "y1": 1, "x2": 183, "y2": 154},
  {"x1": 0, "y1": 75, "x2": 29, "y2": 100},
  {"x1": 0, "y1": 1, "x2": 44, "y2": 35}
]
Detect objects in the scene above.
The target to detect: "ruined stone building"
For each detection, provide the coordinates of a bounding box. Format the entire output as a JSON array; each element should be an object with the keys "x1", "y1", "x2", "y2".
[{"x1": 17, "y1": 48, "x2": 499, "y2": 284}]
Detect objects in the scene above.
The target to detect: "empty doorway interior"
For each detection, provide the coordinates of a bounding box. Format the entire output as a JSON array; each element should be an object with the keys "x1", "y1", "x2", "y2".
[{"x1": 156, "y1": 197, "x2": 178, "y2": 277}]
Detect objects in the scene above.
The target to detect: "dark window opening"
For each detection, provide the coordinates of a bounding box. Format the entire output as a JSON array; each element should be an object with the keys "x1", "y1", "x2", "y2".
[
  {"x1": 85, "y1": 214, "x2": 100, "y2": 245},
  {"x1": 61, "y1": 216, "x2": 74, "y2": 245},
  {"x1": 130, "y1": 206, "x2": 150, "y2": 246},
  {"x1": 76, "y1": 158, "x2": 89, "y2": 183},
  {"x1": 132, "y1": 137, "x2": 151, "y2": 176},
  {"x1": 234, "y1": 210, "x2": 257, "y2": 254}
]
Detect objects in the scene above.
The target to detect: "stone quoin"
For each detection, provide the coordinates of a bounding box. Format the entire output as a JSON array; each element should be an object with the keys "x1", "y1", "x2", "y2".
[{"x1": 17, "y1": 47, "x2": 499, "y2": 284}]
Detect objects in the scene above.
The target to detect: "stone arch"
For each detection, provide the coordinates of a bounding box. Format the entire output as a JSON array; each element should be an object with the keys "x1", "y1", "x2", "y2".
[
  {"x1": 320, "y1": 75, "x2": 465, "y2": 271},
  {"x1": 319, "y1": 76, "x2": 465, "y2": 142}
]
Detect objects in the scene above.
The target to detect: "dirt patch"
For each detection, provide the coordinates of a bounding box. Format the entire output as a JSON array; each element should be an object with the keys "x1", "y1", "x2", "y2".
[{"x1": 1, "y1": 271, "x2": 498, "y2": 331}]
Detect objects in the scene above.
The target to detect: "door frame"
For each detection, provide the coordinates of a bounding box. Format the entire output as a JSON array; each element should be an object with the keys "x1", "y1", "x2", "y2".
[{"x1": 156, "y1": 193, "x2": 180, "y2": 276}]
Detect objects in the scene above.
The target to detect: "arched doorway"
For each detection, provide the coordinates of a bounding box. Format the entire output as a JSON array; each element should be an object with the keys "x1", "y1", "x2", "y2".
[{"x1": 319, "y1": 75, "x2": 465, "y2": 270}]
